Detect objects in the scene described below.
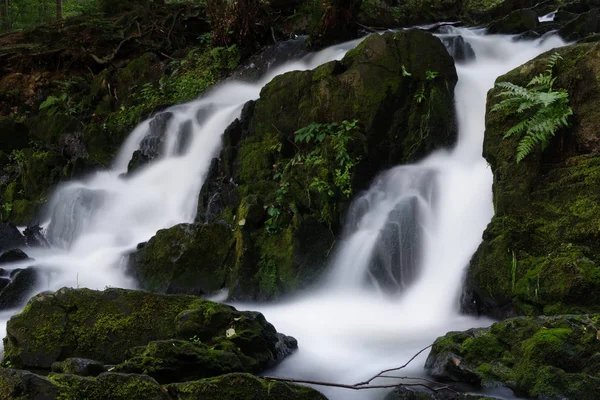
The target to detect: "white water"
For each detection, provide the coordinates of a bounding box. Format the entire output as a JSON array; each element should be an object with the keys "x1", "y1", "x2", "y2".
[
  {"x1": 0, "y1": 28, "x2": 565, "y2": 399},
  {"x1": 236, "y1": 30, "x2": 566, "y2": 400}
]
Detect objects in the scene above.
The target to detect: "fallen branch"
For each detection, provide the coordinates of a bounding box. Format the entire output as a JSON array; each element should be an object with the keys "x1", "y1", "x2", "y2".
[
  {"x1": 354, "y1": 344, "x2": 433, "y2": 386},
  {"x1": 264, "y1": 344, "x2": 456, "y2": 393}
]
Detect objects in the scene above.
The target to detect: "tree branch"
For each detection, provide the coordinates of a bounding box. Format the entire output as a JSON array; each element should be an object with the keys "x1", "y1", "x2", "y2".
[
  {"x1": 263, "y1": 344, "x2": 457, "y2": 394},
  {"x1": 354, "y1": 344, "x2": 433, "y2": 386}
]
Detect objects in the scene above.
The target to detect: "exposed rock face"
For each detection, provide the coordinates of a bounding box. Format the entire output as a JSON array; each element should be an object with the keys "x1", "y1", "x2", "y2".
[
  {"x1": 426, "y1": 315, "x2": 600, "y2": 400},
  {"x1": 462, "y1": 42, "x2": 600, "y2": 318},
  {"x1": 184, "y1": 29, "x2": 459, "y2": 301},
  {"x1": 3, "y1": 288, "x2": 296, "y2": 373}
]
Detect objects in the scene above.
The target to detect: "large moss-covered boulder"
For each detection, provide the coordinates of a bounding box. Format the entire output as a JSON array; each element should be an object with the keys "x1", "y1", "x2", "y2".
[
  {"x1": 0, "y1": 369, "x2": 327, "y2": 400},
  {"x1": 425, "y1": 315, "x2": 600, "y2": 400},
  {"x1": 462, "y1": 41, "x2": 600, "y2": 318},
  {"x1": 128, "y1": 222, "x2": 235, "y2": 296},
  {"x1": 2, "y1": 288, "x2": 296, "y2": 373},
  {"x1": 194, "y1": 29, "x2": 458, "y2": 301}
]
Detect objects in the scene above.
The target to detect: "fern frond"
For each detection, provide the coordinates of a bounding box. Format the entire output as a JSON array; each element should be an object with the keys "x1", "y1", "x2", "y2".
[{"x1": 491, "y1": 51, "x2": 572, "y2": 164}]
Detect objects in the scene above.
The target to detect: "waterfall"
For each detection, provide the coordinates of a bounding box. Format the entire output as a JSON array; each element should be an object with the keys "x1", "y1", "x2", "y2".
[
  {"x1": 0, "y1": 26, "x2": 566, "y2": 400},
  {"x1": 237, "y1": 30, "x2": 566, "y2": 400}
]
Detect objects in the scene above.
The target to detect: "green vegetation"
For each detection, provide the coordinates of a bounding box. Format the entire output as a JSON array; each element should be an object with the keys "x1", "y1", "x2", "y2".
[
  {"x1": 492, "y1": 52, "x2": 573, "y2": 163},
  {"x1": 265, "y1": 120, "x2": 361, "y2": 232}
]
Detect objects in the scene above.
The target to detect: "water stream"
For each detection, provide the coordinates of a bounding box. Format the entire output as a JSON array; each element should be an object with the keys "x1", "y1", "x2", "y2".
[{"x1": 0, "y1": 28, "x2": 565, "y2": 399}]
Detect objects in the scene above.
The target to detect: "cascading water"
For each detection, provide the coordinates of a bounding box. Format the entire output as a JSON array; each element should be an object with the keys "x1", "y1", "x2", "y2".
[
  {"x1": 0, "y1": 25, "x2": 566, "y2": 400},
  {"x1": 236, "y1": 30, "x2": 567, "y2": 400}
]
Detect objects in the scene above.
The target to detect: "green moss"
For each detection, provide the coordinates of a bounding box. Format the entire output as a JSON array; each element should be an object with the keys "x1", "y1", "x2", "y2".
[
  {"x1": 166, "y1": 373, "x2": 327, "y2": 400},
  {"x1": 469, "y1": 42, "x2": 600, "y2": 316},
  {"x1": 131, "y1": 223, "x2": 235, "y2": 295},
  {"x1": 428, "y1": 315, "x2": 600, "y2": 399}
]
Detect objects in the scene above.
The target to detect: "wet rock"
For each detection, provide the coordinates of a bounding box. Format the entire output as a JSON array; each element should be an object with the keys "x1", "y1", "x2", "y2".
[
  {"x1": 426, "y1": 315, "x2": 600, "y2": 400},
  {"x1": 487, "y1": 9, "x2": 539, "y2": 34},
  {"x1": 441, "y1": 35, "x2": 476, "y2": 63},
  {"x1": 0, "y1": 249, "x2": 31, "y2": 264},
  {"x1": 0, "y1": 267, "x2": 40, "y2": 310},
  {"x1": 23, "y1": 225, "x2": 49, "y2": 248},
  {"x1": 230, "y1": 37, "x2": 309, "y2": 82},
  {"x1": 127, "y1": 112, "x2": 173, "y2": 174},
  {"x1": 559, "y1": 8, "x2": 600, "y2": 41},
  {"x1": 3, "y1": 287, "x2": 296, "y2": 373},
  {"x1": 51, "y1": 358, "x2": 105, "y2": 377},
  {"x1": 0, "y1": 223, "x2": 26, "y2": 253},
  {"x1": 127, "y1": 222, "x2": 235, "y2": 296}
]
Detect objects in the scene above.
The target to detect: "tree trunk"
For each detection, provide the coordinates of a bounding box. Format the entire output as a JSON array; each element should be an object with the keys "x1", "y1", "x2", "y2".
[
  {"x1": 1, "y1": 0, "x2": 8, "y2": 32},
  {"x1": 56, "y1": 0, "x2": 62, "y2": 20}
]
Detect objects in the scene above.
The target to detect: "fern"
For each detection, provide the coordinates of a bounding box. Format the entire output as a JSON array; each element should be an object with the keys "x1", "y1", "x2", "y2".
[{"x1": 492, "y1": 52, "x2": 573, "y2": 163}]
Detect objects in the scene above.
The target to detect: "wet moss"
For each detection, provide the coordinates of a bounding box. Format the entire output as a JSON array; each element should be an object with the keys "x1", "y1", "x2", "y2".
[
  {"x1": 427, "y1": 315, "x2": 600, "y2": 399},
  {"x1": 466, "y1": 41, "x2": 600, "y2": 317},
  {"x1": 166, "y1": 373, "x2": 327, "y2": 400},
  {"x1": 3, "y1": 288, "x2": 285, "y2": 372}
]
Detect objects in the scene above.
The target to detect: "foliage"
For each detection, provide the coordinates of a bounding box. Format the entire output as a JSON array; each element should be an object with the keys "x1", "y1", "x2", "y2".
[
  {"x1": 492, "y1": 52, "x2": 573, "y2": 163},
  {"x1": 265, "y1": 120, "x2": 361, "y2": 233},
  {"x1": 1, "y1": 0, "x2": 102, "y2": 34},
  {"x1": 206, "y1": 0, "x2": 267, "y2": 48}
]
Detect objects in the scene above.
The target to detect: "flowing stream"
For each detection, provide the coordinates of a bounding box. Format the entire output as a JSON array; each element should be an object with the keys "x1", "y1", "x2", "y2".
[{"x1": 1, "y1": 28, "x2": 565, "y2": 399}]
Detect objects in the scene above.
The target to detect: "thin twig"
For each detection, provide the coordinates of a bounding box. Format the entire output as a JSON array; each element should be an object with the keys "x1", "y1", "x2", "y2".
[
  {"x1": 262, "y1": 376, "x2": 447, "y2": 392},
  {"x1": 263, "y1": 344, "x2": 456, "y2": 394},
  {"x1": 354, "y1": 344, "x2": 433, "y2": 386}
]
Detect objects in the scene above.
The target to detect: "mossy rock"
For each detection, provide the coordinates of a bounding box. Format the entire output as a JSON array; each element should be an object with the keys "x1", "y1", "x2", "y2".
[
  {"x1": 0, "y1": 369, "x2": 327, "y2": 400},
  {"x1": 463, "y1": 41, "x2": 600, "y2": 318},
  {"x1": 2, "y1": 288, "x2": 296, "y2": 373},
  {"x1": 112, "y1": 339, "x2": 246, "y2": 383},
  {"x1": 426, "y1": 315, "x2": 600, "y2": 399},
  {"x1": 165, "y1": 373, "x2": 327, "y2": 400},
  {"x1": 128, "y1": 222, "x2": 235, "y2": 296},
  {"x1": 197, "y1": 29, "x2": 458, "y2": 301}
]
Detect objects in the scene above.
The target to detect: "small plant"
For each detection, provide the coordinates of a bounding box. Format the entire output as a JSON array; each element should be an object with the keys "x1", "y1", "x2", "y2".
[
  {"x1": 1, "y1": 202, "x2": 12, "y2": 219},
  {"x1": 189, "y1": 335, "x2": 202, "y2": 345},
  {"x1": 265, "y1": 120, "x2": 361, "y2": 232},
  {"x1": 491, "y1": 52, "x2": 573, "y2": 163}
]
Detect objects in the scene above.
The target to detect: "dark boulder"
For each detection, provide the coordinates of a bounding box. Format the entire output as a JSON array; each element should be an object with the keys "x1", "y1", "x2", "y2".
[
  {"x1": 128, "y1": 222, "x2": 235, "y2": 296},
  {"x1": 23, "y1": 225, "x2": 49, "y2": 248},
  {"x1": 127, "y1": 112, "x2": 173, "y2": 174},
  {"x1": 559, "y1": 8, "x2": 600, "y2": 41},
  {"x1": 0, "y1": 267, "x2": 41, "y2": 310},
  {"x1": 440, "y1": 35, "x2": 476, "y2": 63},
  {"x1": 0, "y1": 223, "x2": 25, "y2": 253},
  {"x1": 487, "y1": 9, "x2": 539, "y2": 34},
  {"x1": 0, "y1": 249, "x2": 31, "y2": 265}
]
